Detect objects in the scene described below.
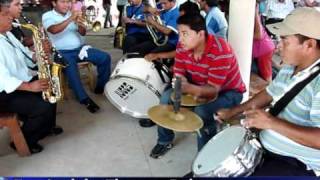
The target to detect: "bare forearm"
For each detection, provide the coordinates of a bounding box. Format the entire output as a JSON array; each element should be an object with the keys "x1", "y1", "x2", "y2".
[
  {"x1": 152, "y1": 22, "x2": 172, "y2": 35},
  {"x1": 47, "y1": 17, "x2": 73, "y2": 34},
  {"x1": 271, "y1": 117, "x2": 320, "y2": 149},
  {"x1": 187, "y1": 84, "x2": 218, "y2": 100},
  {"x1": 233, "y1": 90, "x2": 272, "y2": 114},
  {"x1": 159, "y1": 51, "x2": 176, "y2": 59},
  {"x1": 133, "y1": 20, "x2": 146, "y2": 27}
]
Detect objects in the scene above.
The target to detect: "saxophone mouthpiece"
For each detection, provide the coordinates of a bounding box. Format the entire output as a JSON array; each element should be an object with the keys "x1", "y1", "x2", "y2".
[{"x1": 12, "y1": 22, "x2": 21, "y2": 28}]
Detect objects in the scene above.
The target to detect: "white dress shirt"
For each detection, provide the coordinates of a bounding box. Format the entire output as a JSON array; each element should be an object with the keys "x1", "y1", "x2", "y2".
[{"x1": 0, "y1": 32, "x2": 35, "y2": 93}]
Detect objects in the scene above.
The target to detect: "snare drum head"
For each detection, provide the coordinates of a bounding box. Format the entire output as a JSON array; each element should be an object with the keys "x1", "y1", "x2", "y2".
[
  {"x1": 192, "y1": 126, "x2": 246, "y2": 175},
  {"x1": 104, "y1": 77, "x2": 161, "y2": 118}
]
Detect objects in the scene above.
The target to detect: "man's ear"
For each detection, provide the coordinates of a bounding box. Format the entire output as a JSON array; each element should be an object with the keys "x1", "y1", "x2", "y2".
[
  {"x1": 304, "y1": 39, "x2": 317, "y2": 50},
  {"x1": 52, "y1": 1, "x2": 56, "y2": 7},
  {"x1": 199, "y1": 30, "x2": 206, "y2": 38}
]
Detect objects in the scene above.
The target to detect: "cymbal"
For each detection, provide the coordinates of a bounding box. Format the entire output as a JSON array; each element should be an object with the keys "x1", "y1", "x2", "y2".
[
  {"x1": 148, "y1": 105, "x2": 203, "y2": 132},
  {"x1": 171, "y1": 93, "x2": 215, "y2": 107}
]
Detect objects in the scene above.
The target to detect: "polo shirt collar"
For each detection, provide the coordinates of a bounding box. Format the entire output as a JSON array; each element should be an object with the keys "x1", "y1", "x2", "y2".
[
  {"x1": 295, "y1": 58, "x2": 320, "y2": 78},
  {"x1": 53, "y1": 9, "x2": 71, "y2": 18}
]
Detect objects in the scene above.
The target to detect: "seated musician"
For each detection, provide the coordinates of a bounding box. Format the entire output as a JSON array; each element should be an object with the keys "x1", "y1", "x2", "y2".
[
  {"x1": 215, "y1": 7, "x2": 320, "y2": 176},
  {"x1": 0, "y1": 0, "x2": 63, "y2": 154},
  {"x1": 139, "y1": 0, "x2": 200, "y2": 128},
  {"x1": 6, "y1": 0, "x2": 33, "y2": 47},
  {"x1": 144, "y1": 0, "x2": 200, "y2": 62},
  {"x1": 127, "y1": 0, "x2": 179, "y2": 57},
  {"x1": 122, "y1": 0, "x2": 151, "y2": 54},
  {"x1": 149, "y1": 14, "x2": 245, "y2": 159},
  {"x1": 42, "y1": 0, "x2": 112, "y2": 113}
]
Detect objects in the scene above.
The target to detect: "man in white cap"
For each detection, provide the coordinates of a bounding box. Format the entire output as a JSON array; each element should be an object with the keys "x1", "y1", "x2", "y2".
[{"x1": 216, "y1": 7, "x2": 320, "y2": 176}]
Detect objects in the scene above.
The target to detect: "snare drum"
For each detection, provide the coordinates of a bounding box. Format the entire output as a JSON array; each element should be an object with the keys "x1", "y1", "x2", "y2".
[
  {"x1": 192, "y1": 126, "x2": 263, "y2": 177},
  {"x1": 104, "y1": 57, "x2": 170, "y2": 118}
]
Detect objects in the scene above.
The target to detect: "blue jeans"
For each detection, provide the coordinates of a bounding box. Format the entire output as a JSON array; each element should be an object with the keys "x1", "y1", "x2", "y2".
[
  {"x1": 157, "y1": 88, "x2": 243, "y2": 151},
  {"x1": 59, "y1": 47, "x2": 111, "y2": 102}
]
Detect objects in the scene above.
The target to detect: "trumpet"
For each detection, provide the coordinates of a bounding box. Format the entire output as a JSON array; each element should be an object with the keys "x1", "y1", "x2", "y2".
[
  {"x1": 77, "y1": 6, "x2": 101, "y2": 32},
  {"x1": 145, "y1": 0, "x2": 168, "y2": 46}
]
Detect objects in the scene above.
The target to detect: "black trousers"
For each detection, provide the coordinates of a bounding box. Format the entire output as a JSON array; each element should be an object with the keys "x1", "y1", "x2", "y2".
[
  {"x1": 122, "y1": 33, "x2": 151, "y2": 54},
  {"x1": 117, "y1": 5, "x2": 124, "y2": 27},
  {"x1": 252, "y1": 150, "x2": 316, "y2": 176},
  {"x1": 0, "y1": 90, "x2": 56, "y2": 145},
  {"x1": 127, "y1": 40, "x2": 176, "y2": 57}
]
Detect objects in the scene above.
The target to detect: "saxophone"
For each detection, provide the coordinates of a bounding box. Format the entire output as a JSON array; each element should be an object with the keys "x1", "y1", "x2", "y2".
[{"x1": 12, "y1": 22, "x2": 65, "y2": 103}]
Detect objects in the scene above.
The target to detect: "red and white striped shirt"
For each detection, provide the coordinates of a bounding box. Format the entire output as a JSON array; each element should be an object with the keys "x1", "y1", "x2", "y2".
[{"x1": 174, "y1": 35, "x2": 246, "y2": 93}]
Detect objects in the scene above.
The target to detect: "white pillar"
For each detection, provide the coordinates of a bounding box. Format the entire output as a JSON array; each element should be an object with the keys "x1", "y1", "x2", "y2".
[{"x1": 228, "y1": 0, "x2": 256, "y2": 101}]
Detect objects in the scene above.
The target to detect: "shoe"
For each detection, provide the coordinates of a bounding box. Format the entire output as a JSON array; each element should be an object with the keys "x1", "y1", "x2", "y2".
[
  {"x1": 94, "y1": 86, "x2": 104, "y2": 94},
  {"x1": 183, "y1": 171, "x2": 194, "y2": 178},
  {"x1": 139, "y1": 119, "x2": 155, "y2": 127},
  {"x1": 150, "y1": 143, "x2": 173, "y2": 159},
  {"x1": 81, "y1": 98, "x2": 100, "y2": 113},
  {"x1": 10, "y1": 142, "x2": 43, "y2": 154},
  {"x1": 47, "y1": 125, "x2": 63, "y2": 136}
]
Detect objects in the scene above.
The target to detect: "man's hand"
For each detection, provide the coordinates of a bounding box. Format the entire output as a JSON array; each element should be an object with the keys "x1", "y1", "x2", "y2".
[
  {"x1": 144, "y1": 53, "x2": 160, "y2": 61},
  {"x1": 242, "y1": 109, "x2": 275, "y2": 129},
  {"x1": 145, "y1": 16, "x2": 157, "y2": 26},
  {"x1": 122, "y1": 17, "x2": 135, "y2": 24},
  {"x1": 215, "y1": 108, "x2": 238, "y2": 123},
  {"x1": 144, "y1": 6, "x2": 160, "y2": 16},
  {"x1": 172, "y1": 75, "x2": 189, "y2": 93},
  {"x1": 42, "y1": 39, "x2": 52, "y2": 55},
  {"x1": 71, "y1": 10, "x2": 82, "y2": 21},
  {"x1": 29, "y1": 79, "x2": 50, "y2": 92}
]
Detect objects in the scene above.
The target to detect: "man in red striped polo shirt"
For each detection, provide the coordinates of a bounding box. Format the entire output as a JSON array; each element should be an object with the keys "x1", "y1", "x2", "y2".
[{"x1": 150, "y1": 13, "x2": 246, "y2": 159}]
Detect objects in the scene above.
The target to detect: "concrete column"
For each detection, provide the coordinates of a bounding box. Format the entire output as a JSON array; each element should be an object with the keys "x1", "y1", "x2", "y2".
[{"x1": 228, "y1": 0, "x2": 256, "y2": 101}]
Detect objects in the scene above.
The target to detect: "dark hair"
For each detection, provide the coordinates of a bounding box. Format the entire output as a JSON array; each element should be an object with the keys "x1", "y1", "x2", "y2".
[
  {"x1": 0, "y1": 0, "x2": 12, "y2": 10},
  {"x1": 179, "y1": 0, "x2": 200, "y2": 15},
  {"x1": 295, "y1": 34, "x2": 320, "y2": 49},
  {"x1": 205, "y1": 0, "x2": 218, "y2": 7},
  {"x1": 177, "y1": 13, "x2": 207, "y2": 37}
]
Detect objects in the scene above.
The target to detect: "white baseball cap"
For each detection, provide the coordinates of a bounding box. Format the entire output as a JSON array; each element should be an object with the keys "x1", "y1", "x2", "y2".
[{"x1": 267, "y1": 7, "x2": 320, "y2": 40}]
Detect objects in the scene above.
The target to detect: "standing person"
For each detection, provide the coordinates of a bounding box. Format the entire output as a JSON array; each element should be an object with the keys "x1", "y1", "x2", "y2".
[
  {"x1": 216, "y1": 7, "x2": 320, "y2": 176},
  {"x1": 42, "y1": 0, "x2": 112, "y2": 113},
  {"x1": 265, "y1": 0, "x2": 294, "y2": 37},
  {"x1": 0, "y1": 0, "x2": 63, "y2": 154},
  {"x1": 103, "y1": 0, "x2": 113, "y2": 28},
  {"x1": 197, "y1": 0, "x2": 228, "y2": 39},
  {"x1": 122, "y1": 0, "x2": 149, "y2": 53},
  {"x1": 117, "y1": 0, "x2": 128, "y2": 26},
  {"x1": 252, "y1": 4, "x2": 275, "y2": 82},
  {"x1": 149, "y1": 14, "x2": 245, "y2": 159},
  {"x1": 296, "y1": 0, "x2": 319, "y2": 7}
]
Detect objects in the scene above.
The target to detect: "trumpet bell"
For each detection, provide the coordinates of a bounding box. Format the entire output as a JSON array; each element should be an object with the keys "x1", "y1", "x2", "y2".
[{"x1": 92, "y1": 21, "x2": 101, "y2": 32}]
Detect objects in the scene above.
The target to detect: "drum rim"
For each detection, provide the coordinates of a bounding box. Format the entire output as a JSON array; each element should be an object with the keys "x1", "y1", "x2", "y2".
[
  {"x1": 192, "y1": 125, "x2": 247, "y2": 176},
  {"x1": 192, "y1": 125, "x2": 263, "y2": 177}
]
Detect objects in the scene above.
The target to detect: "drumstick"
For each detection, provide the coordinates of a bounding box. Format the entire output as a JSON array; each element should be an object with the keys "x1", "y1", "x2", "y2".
[{"x1": 173, "y1": 76, "x2": 182, "y2": 113}]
